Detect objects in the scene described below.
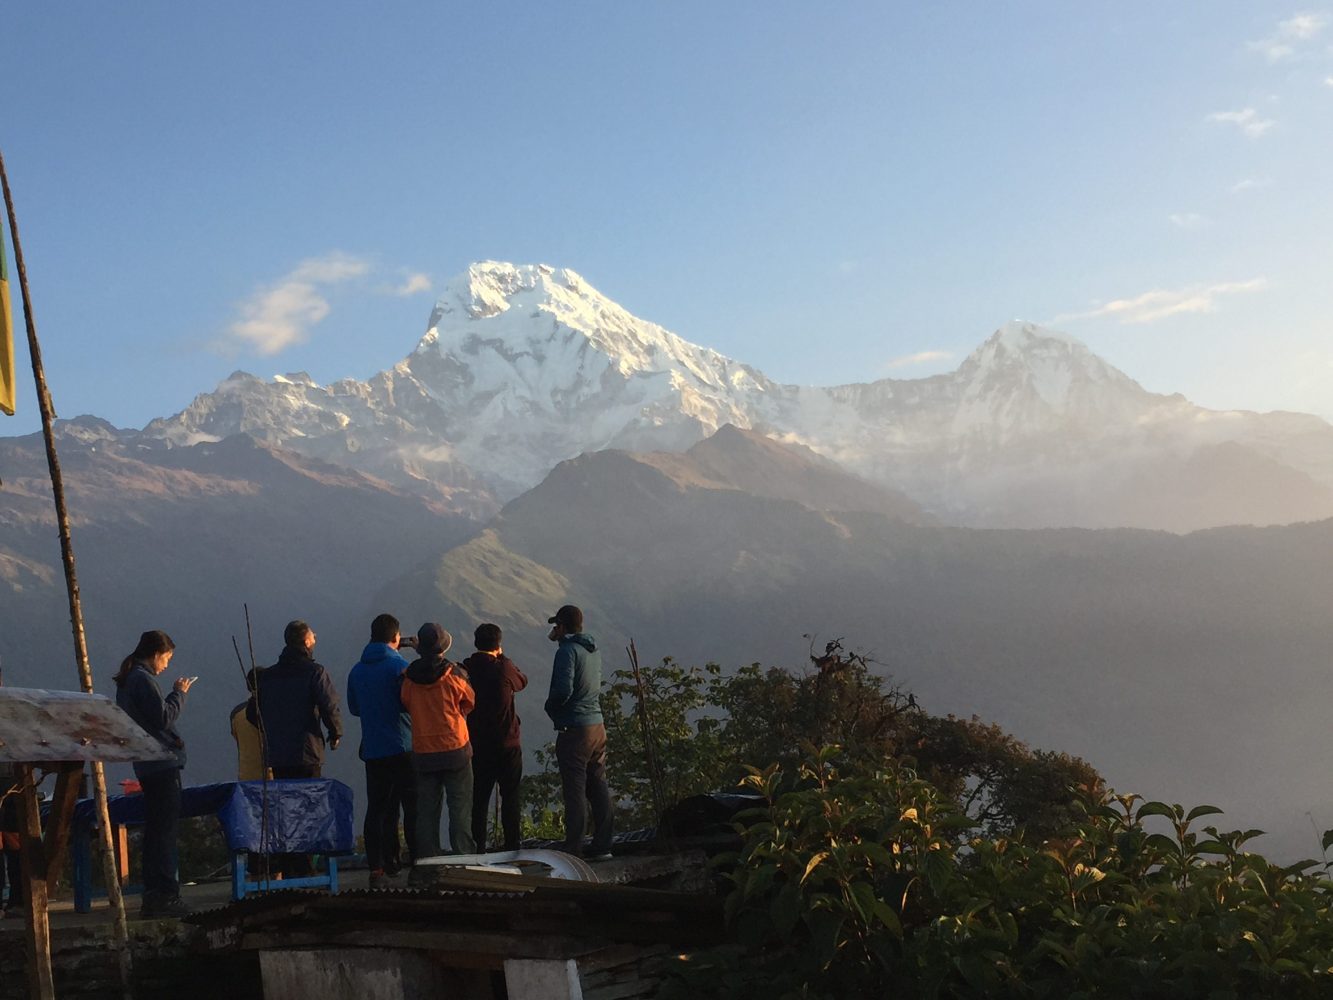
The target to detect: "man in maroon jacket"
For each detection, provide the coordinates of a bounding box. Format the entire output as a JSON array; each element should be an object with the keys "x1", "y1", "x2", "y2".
[{"x1": 463, "y1": 623, "x2": 528, "y2": 851}]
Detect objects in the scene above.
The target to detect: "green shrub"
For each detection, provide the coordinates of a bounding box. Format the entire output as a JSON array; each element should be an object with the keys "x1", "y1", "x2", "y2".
[{"x1": 666, "y1": 747, "x2": 1333, "y2": 999}]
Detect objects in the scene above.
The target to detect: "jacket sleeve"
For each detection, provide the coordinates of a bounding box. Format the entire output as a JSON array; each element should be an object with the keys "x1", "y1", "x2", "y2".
[
  {"x1": 126, "y1": 671, "x2": 185, "y2": 745},
  {"x1": 313, "y1": 667, "x2": 343, "y2": 741},
  {"x1": 452, "y1": 668, "x2": 476, "y2": 716},
  {"x1": 346, "y1": 671, "x2": 360, "y2": 717},
  {"x1": 161, "y1": 688, "x2": 186, "y2": 730},
  {"x1": 544, "y1": 646, "x2": 574, "y2": 720},
  {"x1": 504, "y1": 658, "x2": 528, "y2": 694},
  {"x1": 133, "y1": 671, "x2": 185, "y2": 731}
]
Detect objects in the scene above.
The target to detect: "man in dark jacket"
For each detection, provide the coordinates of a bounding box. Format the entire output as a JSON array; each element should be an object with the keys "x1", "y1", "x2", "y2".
[
  {"x1": 254, "y1": 620, "x2": 342, "y2": 778},
  {"x1": 544, "y1": 604, "x2": 612, "y2": 860},
  {"x1": 347, "y1": 612, "x2": 418, "y2": 880},
  {"x1": 463, "y1": 623, "x2": 528, "y2": 851}
]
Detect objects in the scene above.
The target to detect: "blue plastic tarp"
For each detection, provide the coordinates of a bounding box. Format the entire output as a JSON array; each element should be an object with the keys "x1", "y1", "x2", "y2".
[
  {"x1": 71, "y1": 779, "x2": 355, "y2": 854},
  {"x1": 219, "y1": 779, "x2": 354, "y2": 853}
]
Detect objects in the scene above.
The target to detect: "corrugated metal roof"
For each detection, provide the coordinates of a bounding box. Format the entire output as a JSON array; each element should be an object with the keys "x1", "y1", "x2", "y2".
[{"x1": 186, "y1": 865, "x2": 723, "y2": 947}]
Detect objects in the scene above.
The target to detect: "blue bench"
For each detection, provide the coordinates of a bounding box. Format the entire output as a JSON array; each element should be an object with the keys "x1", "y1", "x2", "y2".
[{"x1": 71, "y1": 778, "x2": 355, "y2": 912}]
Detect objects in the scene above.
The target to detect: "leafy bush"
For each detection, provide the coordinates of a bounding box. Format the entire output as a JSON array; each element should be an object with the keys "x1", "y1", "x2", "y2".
[
  {"x1": 664, "y1": 748, "x2": 1333, "y2": 999},
  {"x1": 528, "y1": 643, "x2": 1101, "y2": 838}
]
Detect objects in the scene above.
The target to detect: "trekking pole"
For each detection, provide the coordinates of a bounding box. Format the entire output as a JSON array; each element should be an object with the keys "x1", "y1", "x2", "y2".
[
  {"x1": 243, "y1": 604, "x2": 274, "y2": 890},
  {"x1": 232, "y1": 635, "x2": 271, "y2": 890}
]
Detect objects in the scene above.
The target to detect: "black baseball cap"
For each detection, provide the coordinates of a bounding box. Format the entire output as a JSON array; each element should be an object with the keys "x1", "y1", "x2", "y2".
[{"x1": 547, "y1": 605, "x2": 583, "y2": 631}]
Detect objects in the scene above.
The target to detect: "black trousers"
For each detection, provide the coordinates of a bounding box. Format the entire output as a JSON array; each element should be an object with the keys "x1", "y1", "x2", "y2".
[
  {"x1": 139, "y1": 768, "x2": 182, "y2": 903},
  {"x1": 0, "y1": 850, "x2": 18, "y2": 910},
  {"x1": 555, "y1": 724, "x2": 612, "y2": 855},
  {"x1": 363, "y1": 753, "x2": 417, "y2": 872},
  {"x1": 0, "y1": 794, "x2": 21, "y2": 910},
  {"x1": 471, "y1": 745, "x2": 524, "y2": 851},
  {"x1": 270, "y1": 764, "x2": 320, "y2": 780}
]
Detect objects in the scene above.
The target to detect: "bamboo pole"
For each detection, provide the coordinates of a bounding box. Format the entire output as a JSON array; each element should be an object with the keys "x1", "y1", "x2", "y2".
[
  {"x1": 0, "y1": 148, "x2": 134, "y2": 1000},
  {"x1": 626, "y1": 640, "x2": 668, "y2": 823}
]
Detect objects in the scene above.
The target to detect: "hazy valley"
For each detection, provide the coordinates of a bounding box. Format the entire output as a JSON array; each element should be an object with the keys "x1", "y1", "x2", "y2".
[{"x1": 2, "y1": 262, "x2": 1331, "y2": 857}]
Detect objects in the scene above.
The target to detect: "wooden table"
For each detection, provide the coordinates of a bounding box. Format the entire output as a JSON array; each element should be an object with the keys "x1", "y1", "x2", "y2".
[{"x1": 0, "y1": 687, "x2": 175, "y2": 1000}]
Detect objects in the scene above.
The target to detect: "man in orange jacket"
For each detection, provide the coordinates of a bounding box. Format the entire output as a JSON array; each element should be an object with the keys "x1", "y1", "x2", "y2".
[{"x1": 400, "y1": 623, "x2": 476, "y2": 857}]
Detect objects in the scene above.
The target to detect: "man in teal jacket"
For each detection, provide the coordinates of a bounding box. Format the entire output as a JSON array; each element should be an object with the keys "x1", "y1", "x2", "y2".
[{"x1": 544, "y1": 604, "x2": 613, "y2": 859}]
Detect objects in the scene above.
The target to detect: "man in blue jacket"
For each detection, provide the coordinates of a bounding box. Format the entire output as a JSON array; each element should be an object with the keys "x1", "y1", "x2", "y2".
[
  {"x1": 544, "y1": 604, "x2": 612, "y2": 860},
  {"x1": 348, "y1": 613, "x2": 417, "y2": 880}
]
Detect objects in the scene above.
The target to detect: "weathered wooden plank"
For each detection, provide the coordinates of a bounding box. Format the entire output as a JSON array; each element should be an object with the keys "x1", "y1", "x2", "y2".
[{"x1": 43, "y1": 765, "x2": 81, "y2": 895}]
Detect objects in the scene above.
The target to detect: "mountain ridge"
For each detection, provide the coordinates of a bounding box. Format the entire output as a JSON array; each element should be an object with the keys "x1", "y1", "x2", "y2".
[
  {"x1": 370, "y1": 429, "x2": 1333, "y2": 860},
  {"x1": 129, "y1": 262, "x2": 1333, "y2": 530}
]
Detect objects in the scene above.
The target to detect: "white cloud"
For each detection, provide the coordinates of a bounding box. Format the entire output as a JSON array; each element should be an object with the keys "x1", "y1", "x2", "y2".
[
  {"x1": 1168, "y1": 212, "x2": 1208, "y2": 229},
  {"x1": 1280, "y1": 12, "x2": 1328, "y2": 40},
  {"x1": 1230, "y1": 176, "x2": 1272, "y2": 193},
  {"x1": 886, "y1": 349, "x2": 953, "y2": 370},
  {"x1": 1206, "y1": 107, "x2": 1276, "y2": 138},
  {"x1": 225, "y1": 253, "x2": 369, "y2": 356},
  {"x1": 1253, "y1": 39, "x2": 1296, "y2": 61},
  {"x1": 1325, "y1": 75, "x2": 1333, "y2": 86},
  {"x1": 387, "y1": 272, "x2": 432, "y2": 297},
  {"x1": 1249, "y1": 12, "x2": 1329, "y2": 61},
  {"x1": 1054, "y1": 278, "x2": 1270, "y2": 325}
]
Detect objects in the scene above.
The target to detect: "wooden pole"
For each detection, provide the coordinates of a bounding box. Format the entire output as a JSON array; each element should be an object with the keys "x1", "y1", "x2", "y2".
[
  {"x1": 15, "y1": 765, "x2": 55, "y2": 1000},
  {"x1": 0, "y1": 148, "x2": 134, "y2": 999}
]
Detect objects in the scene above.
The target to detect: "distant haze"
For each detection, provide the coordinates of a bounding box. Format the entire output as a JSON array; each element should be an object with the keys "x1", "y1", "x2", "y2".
[{"x1": 1, "y1": 264, "x2": 1330, "y2": 859}]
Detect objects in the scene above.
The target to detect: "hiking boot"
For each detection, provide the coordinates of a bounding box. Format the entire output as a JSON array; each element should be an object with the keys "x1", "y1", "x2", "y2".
[
  {"x1": 142, "y1": 896, "x2": 191, "y2": 919},
  {"x1": 368, "y1": 868, "x2": 390, "y2": 889},
  {"x1": 583, "y1": 850, "x2": 614, "y2": 862}
]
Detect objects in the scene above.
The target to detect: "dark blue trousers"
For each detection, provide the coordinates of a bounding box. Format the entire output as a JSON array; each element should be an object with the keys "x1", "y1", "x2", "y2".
[{"x1": 138, "y1": 768, "x2": 182, "y2": 903}]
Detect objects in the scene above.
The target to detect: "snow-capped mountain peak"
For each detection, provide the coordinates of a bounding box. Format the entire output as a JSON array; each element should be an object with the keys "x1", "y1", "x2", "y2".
[
  {"x1": 965, "y1": 321, "x2": 1103, "y2": 374},
  {"x1": 417, "y1": 261, "x2": 750, "y2": 389},
  {"x1": 953, "y1": 320, "x2": 1148, "y2": 421},
  {"x1": 139, "y1": 262, "x2": 1333, "y2": 527}
]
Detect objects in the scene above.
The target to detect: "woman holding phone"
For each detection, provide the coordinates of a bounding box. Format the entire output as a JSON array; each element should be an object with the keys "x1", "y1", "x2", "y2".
[{"x1": 113, "y1": 630, "x2": 194, "y2": 918}]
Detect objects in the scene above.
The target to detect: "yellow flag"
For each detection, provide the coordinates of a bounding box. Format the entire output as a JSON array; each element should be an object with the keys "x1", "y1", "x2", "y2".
[{"x1": 0, "y1": 217, "x2": 14, "y2": 416}]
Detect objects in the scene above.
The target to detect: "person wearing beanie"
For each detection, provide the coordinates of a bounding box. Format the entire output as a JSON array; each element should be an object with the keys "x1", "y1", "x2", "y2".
[
  {"x1": 544, "y1": 604, "x2": 613, "y2": 860},
  {"x1": 400, "y1": 623, "x2": 476, "y2": 857},
  {"x1": 463, "y1": 623, "x2": 528, "y2": 852}
]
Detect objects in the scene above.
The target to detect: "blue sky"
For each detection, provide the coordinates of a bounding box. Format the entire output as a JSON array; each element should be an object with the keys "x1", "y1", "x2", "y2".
[{"x1": 2, "y1": 3, "x2": 1331, "y2": 435}]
